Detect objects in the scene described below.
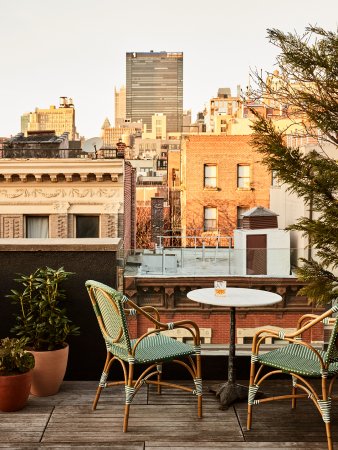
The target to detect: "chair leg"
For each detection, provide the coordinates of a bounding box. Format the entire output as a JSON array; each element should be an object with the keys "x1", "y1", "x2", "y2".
[
  {"x1": 123, "y1": 363, "x2": 134, "y2": 432},
  {"x1": 319, "y1": 374, "x2": 333, "y2": 450},
  {"x1": 291, "y1": 376, "x2": 297, "y2": 409},
  {"x1": 325, "y1": 423, "x2": 333, "y2": 450},
  {"x1": 93, "y1": 352, "x2": 112, "y2": 410},
  {"x1": 247, "y1": 356, "x2": 257, "y2": 430},
  {"x1": 196, "y1": 353, "x2": 203, "y2": 419},
  {"x1": 157, "y1": 364, "x2": 162, "y2": 395}
]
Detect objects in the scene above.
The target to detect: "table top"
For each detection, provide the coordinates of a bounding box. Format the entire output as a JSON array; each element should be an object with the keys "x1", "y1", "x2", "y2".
[{"x1": 187, "y1": 287, "x2": 282, "y2": 308}]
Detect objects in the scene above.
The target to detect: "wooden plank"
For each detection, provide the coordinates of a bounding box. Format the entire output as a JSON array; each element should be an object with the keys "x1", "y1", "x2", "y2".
[
  {"x1": 1, "y1": 380, "x2": 337, "y2": 447},
  {"x1": 145, "y1": 444, "x2": 330, "y2": 449}
]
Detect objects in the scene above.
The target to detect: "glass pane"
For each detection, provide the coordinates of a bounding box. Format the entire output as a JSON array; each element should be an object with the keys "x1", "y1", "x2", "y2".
[
  {"x1": 205, "y1": 165, "x2": 217, "y2": 177},
  {"x1": 238, "y1": 177, "x2": 250, "y2": 188},
  {"x1": 76, "y1": 216, "x2": 99, "y2": 238},
  {"x1": 238, "y1": 165, "x2": 250, "y2": 176},
  {"x1": 26, "y1": 216, "x2": 49, "y2": 238},
  {"x1": 204, "y1": 208, "x2": 217, "y2": 219}
]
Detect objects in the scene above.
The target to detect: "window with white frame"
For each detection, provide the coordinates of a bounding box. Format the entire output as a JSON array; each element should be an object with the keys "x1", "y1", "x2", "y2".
[
  {"x1": 76, "y1": 215, "x2": 99, "y2": 238},
  {"x1": 237, "y1": 164, "x2": 250, "y2": 188},
  {"x1": 26, "y1": 216, "x2": 49, "y2": 238},
  {"x1": 204, "y1": 164, "x2": 217, "y2": 189},
  {"x1": 204, "y1": 207, "x2": 217, "y2": 231}
]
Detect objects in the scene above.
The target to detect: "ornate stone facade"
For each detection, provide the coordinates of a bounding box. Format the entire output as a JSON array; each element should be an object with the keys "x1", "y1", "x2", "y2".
[{"x1": 0, "y1": 159, "x2": 135, "y2": 249}]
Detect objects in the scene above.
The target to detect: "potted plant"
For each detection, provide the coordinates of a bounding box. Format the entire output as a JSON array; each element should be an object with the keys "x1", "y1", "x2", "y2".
[
  {"x1": 0, "y1": 337, "x2": 35, "y2": 411},
  {"x1": 8, "y1": 266, "x2": 79, "y2": 397}
]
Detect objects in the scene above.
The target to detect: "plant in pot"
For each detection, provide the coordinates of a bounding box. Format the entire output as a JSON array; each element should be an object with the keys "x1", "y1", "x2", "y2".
[
  {"x1": 0, "y1": 337, "x2": 35, "y2": 411},
  {"x1": 8, "y1": 266, "x2": 79, "y2": 397}
]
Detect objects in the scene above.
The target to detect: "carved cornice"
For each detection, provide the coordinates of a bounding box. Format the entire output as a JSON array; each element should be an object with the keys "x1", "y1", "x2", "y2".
[{"x1": 0, "y1": 187, "x2": 122, "y2": 200}]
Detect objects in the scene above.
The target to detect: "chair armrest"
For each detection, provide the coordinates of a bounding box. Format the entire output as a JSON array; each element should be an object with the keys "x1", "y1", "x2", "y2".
[
  {"x1": 125, "y1": 305, "x2": 161, "y2": 322},
  {"x1": 253, "y1": 306, "x2": 336, "y2": 350},
  {"x1": 296, "y1": 313, "x2": 323, "y2": 330},
  {"x1": 124, "y1": 299, "x2": 201, "y2": 350},
  {"x1": 251, "y1": 330, "x2": 326, "y2": 368}
]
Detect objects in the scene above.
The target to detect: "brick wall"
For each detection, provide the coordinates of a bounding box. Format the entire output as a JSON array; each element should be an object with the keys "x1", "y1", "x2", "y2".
[
  {"x1": 124, "y1": 276, "x2": 325, "y2": 345},
  {"x1": 181, "y1": 135, "x2": 271, "y2": 236}
]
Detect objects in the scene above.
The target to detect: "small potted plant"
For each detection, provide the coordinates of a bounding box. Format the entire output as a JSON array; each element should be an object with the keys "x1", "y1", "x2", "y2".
[
  {"x1": 0, "y1": 337, "x2": 35, "y2": 411},
  {"x1": 7, "y1": 266, "x2": 79, "y2": 396}
]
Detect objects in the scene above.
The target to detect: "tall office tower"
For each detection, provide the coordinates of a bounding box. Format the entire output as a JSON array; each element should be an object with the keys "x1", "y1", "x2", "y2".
[
  {"x1": 21, "y1": 97, "x2": 79, "y2": 140},
  {"x1": 114, "y1": 86, "x2": 126, "y2": 126},
  {"x1": 126, "y1": 51, "x2": 183, "y2": 133}
]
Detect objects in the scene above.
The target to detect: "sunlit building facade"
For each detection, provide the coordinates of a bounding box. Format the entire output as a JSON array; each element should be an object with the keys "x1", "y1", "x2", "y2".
[{"x1": 21, "y1": 97, "x2": 79, "y2": 140}]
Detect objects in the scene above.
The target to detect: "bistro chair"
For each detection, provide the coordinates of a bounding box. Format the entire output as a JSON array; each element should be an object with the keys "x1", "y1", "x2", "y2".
[
  {"x1": 247, "y1": 305, "x2": 338, "y2": 450},
  {"x1": 85, "y1": 280, "x2": 203, "y2": 432}
]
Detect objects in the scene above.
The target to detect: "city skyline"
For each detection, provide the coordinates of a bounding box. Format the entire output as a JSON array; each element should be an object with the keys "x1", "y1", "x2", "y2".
[{"x1": 0, "y1": 0, "x2": 337, "y2": 138}]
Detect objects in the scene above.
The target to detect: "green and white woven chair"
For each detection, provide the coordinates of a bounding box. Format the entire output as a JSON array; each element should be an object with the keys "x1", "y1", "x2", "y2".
[
  {"x1": 247, "y1": 305, "x2": 338, "y2": 450},
  {"x1": 86, "y1": 280, "x2": 203, "y2": 432}
]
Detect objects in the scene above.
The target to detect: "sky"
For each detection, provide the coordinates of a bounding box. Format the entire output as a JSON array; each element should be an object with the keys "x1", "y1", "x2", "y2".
[{"x1": 0, "y1": 0, "x2": 337, "y2": 139}]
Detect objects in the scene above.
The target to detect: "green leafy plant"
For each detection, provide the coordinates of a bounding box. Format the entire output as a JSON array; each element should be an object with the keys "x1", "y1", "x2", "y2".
[
  {"x1": 7, "y1": 267, "x2": 80, "y2": 351},
  {"x1": 0, "y1": 337, "x2": 35, "y2": 376}
]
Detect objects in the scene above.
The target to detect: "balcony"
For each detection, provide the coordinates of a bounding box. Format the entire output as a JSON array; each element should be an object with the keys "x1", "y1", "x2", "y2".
[{"x1": 0, "y1": 239, "x2": 334, "y2": 448}]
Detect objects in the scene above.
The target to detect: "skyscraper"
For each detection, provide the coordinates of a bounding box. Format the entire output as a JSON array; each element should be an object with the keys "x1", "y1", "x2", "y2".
[
  {"x1": 114, "y1": 86, "x2": 126, "y2": 126},
  {"x1": 126, "y1": 51, "x2": 183, "y2": 133}
]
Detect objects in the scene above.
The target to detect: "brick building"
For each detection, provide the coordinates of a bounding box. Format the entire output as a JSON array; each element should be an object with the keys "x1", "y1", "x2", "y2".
[{"x1": 178, "y1": 135, "x2": 271, "y2": 239}]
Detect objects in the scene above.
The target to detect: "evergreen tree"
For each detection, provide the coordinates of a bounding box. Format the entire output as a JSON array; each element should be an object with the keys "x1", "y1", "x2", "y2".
[{"x1": 249, "y1": 26, "x2": 338, "y2": 305}]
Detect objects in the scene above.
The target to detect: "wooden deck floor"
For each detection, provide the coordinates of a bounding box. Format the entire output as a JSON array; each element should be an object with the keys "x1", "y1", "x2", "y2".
[{"x1": 1, "y1": 380, "x2": 337, "y2": 449}]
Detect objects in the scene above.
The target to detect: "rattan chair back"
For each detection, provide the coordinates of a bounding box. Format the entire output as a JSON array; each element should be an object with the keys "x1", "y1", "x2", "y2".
[
  {"x1": 324, "y1": 311, "x2": 338, "y2": 365},
  {"x1": 86, "y1": 280, "x2": 132, "y2": 354}
]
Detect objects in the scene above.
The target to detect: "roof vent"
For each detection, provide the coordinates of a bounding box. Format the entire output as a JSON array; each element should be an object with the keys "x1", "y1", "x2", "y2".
[{"x1": 242, "y1": 206, "x2": 278, "y2": 230}]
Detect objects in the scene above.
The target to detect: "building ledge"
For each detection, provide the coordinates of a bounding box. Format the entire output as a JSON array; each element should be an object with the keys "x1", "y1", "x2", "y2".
[{"x1": 0, "y1": 238, "x2": 122, "y2": 251}]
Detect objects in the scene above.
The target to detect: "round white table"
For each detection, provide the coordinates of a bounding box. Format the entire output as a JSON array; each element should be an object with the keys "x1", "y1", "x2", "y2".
[{"x1": 187, "y1": 287, "x2": 282, "y2": 408}]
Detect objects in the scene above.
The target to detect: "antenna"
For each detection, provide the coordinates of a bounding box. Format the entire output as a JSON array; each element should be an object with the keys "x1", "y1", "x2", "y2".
[{"x1": 82, "y1": 137, "x2": 103, "y2": 158}]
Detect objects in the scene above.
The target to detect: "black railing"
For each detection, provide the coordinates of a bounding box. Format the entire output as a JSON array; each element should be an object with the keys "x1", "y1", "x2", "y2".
[{"x1": 0, "y1": 148, "x2": 124, "y2": 159}]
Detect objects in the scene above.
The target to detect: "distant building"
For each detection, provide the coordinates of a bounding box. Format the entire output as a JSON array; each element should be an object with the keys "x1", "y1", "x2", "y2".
[
  {"x1": 206, "y1": 87, "x2": 242, "y2": 133},
  {"x1": 0, "y1": 152, "x2": 136, "y2": 255},
  {"x1": 142, "y1": 113, "x2": 167, "y2": 140},
  {"x1": 178, "y1": 135, "x2": 271, "y2": 238},
  {"x1": 114, "y1": 86, "x2": 126, "y2": 126},
  {"x1": 21, "y1": 97, "x2": 79, "y2": 140},
  {"x1": 100, "y1": 117, "x2": 142, "y2": 149},
  {"x1": 126, "y1": 51, "x2": 183, "y2": 133}
]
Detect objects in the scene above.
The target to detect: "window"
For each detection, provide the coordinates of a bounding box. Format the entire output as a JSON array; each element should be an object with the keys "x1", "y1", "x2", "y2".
[
  {"x1": 237, "y1": 165, "x2": 250, "y2": 188},
  {"x1": 76, "y1": 216, "x2": 99, "y2": 238},
  {"x1": 271, "y1": 170, "x2": 281, "y2": 187},
  {"x1": 26, "y1": 216, "x2": 49, "y2": 238},
  {"x1": 204, "y1": 207, "x2": 217, "y2": 231},
  {"x1": 237, "y1": 206, "x2": 249, "y2": 228},
  {"x1": 204, "y1": 164, "x2": 217, "y2": 188}
]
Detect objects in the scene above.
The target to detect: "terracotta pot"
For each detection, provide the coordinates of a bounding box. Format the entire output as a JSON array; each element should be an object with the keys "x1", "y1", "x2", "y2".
[
  {"x1": 0, "y1": 370, "x2": 32, "y2": 412},
  {"x1": 30, "y1": 344, "x2": 69, "y2": 397}
]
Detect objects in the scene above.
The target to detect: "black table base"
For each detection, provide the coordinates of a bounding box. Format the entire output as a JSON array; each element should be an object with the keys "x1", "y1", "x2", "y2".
[{"x1": 208, "y1": 381, "x2": 249, "y2": 409}]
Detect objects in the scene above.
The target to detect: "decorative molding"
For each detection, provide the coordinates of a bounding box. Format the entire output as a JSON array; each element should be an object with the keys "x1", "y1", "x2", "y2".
[
  {"x1": 0, "y1": 188, "x2": 122, "y2": 200},
  {"x1": 53, "y1": 202, "x2": 71, "y2": 213},
  {"x1": 103, "y1": 202, "x2": 123, "y2": 213}
]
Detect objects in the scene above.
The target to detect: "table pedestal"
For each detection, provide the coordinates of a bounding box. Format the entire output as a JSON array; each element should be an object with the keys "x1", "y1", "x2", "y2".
[{"x1": 209, "y1": 307, "x2": 249, "y2": 409}]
